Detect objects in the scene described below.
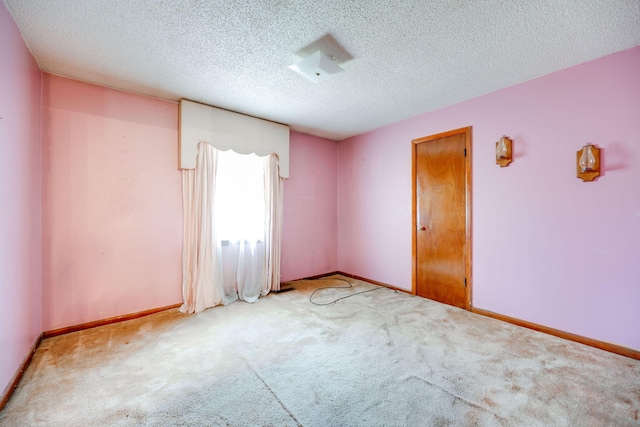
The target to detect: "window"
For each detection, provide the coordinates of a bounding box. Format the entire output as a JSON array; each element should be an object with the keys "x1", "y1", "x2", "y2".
[{"x1": 214, "y1": 150, "x2": 265, "y2": 244}]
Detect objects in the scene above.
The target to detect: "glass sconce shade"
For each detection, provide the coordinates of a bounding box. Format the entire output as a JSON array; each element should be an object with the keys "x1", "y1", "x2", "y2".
[
  {"x1": 579, "y1": 144, "x2": 596, "y2": 173},
  {"x1": 496, "y1": 137, "x2": 508, "y2": 160},
  {"x1": 576, "y1": 143, "x2": 600, "y2": 182},
  {"x1": 495, "y1": 136, "x2": 512, "y2": 167}
]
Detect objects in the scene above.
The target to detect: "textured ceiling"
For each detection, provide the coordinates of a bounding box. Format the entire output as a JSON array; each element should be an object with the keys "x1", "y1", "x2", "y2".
[{"x1": 5, "y1": 0, "x2": 640, "y2": 140}]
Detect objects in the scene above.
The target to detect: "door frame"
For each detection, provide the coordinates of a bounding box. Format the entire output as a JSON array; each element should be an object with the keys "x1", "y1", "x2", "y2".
[{"x1": 411, "y1": 126, "x2": 472, "y2": 310}]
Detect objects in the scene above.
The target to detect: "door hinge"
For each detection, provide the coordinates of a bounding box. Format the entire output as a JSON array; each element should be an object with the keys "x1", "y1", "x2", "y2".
[
  {"x1": 464, "y1": 278, "x2": 467, "y2": 287},
  {"x1": 464, "y1": 148, "x2": 467, "y2": 157}
]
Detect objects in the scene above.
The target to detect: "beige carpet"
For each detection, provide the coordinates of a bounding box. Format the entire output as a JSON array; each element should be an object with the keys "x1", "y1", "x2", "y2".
[{"x1": 1, "y1": 275, "x2": 639, "y2": 426}]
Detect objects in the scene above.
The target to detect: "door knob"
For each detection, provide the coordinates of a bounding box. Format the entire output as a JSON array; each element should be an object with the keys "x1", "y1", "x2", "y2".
[{"x1": 418, "y1": 225, "x2": 426, "y2": 231}]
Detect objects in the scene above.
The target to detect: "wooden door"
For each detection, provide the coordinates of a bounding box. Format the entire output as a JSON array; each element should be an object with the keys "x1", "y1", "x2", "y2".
[{"x1": 412, "y1": 127, "x2": 471, "y2": 309}]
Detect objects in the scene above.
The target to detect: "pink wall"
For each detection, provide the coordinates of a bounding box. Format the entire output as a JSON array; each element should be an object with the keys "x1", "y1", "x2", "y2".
[
  {"x1": 281, "y1": 132, "x2": 338, "y2": 281},
  {"x1": 338, "y1": 46, "x2": 640, "y2": 351},
  {"x1": 42, "y1": 75, "x2": 182, "y2": 331},
  {"x1": 0, "y1": 4, "x2": 43, "y2": 394}
]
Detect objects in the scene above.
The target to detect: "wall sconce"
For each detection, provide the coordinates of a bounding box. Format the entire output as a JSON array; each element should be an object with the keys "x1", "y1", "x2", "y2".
[
  {"x1": 576, "y1": 143, "x2": 600, "y2": 182},
  {"x1": 496, "y1": 136, "x2": 512, "y2": 167}
]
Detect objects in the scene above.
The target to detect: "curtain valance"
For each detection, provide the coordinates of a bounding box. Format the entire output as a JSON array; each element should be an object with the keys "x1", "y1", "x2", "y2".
[{"x1": 179, "y1": 99, "x2": 290, "y2": 178}]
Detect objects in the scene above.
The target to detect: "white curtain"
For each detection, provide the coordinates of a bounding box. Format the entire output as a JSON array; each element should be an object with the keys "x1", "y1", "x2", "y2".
[
  {"x1": 180, "y1": 142, "x2": 234, "y2": 313},
  {"x1": 180, "y1": 143, "x2": 283, "y2": 313},
  {"x1": 264, "y1": 154, "x2": 283, "y2": 292}
]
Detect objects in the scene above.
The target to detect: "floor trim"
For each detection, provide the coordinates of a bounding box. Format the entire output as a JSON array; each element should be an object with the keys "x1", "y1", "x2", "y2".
[
  {"x1": 337, "y1": 271, "x2": 412, "y2": 294},
  {"x1": 43, "y1": 303, "x2": 182, "y2": 338},
  {"x1": 0, "y1": 332, "x2": 43, "y2": 411},
  {"x1": 303, "y1": 271, "x2": 341, "y2": 280},
  {"x1": 472, "y1": 307, "x2": 640, "y2": 361},
  {"x1": 284, "y1": 271, "x2": 413, "y2": 295}
]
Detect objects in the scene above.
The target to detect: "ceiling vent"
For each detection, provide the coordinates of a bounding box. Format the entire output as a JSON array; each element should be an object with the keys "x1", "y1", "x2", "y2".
[{"x1": 289, "y1": 51, "x2": 344, "y2": 83}]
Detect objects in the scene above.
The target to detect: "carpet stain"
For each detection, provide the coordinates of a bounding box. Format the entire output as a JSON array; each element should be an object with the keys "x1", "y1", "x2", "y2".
[{"x1": 482, "y1": 397, "x2": 497, "y2": 408}]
